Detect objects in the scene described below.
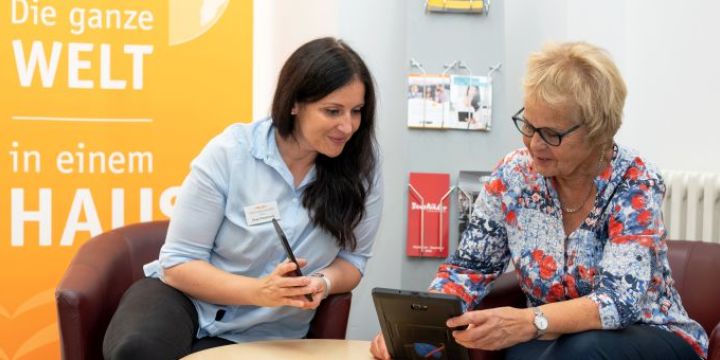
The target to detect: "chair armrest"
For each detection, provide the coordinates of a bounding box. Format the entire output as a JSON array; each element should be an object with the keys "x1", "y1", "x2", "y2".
[
  {"x1": 469, "y1": 271, "x2": 525, "y2": 360},
  {"x1": 306, "y1": 292, "x2": 352, "y2": 339},
  {"x1": 55, "y1": 230, "x2": 135, "y2": 360},
  {"x1": 475, "y1": 271, "x2": 526, "y2": 310},
  {"x1": 55, "y1": 221, "x2": 167, "y2": 360},
  {"x1": 709, "y1": 321, "x2": 720, "y2": 360}
]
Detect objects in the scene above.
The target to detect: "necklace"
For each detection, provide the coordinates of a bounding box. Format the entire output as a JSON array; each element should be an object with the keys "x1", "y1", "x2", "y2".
[
  {"x1": 561, "y1": 184, "x2": 595, "y2": 213},
  {"x1": 560, "y1": 146, "x2": 608, "y2": 213}
]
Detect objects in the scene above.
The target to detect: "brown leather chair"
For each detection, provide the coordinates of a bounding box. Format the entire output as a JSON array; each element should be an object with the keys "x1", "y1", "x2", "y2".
[
  {"x1": 55, "y1": 221, "x2": 352, "y2": 360},
  {"x1": 469, "y1": 240, "x2": 720, "y2": 360}
]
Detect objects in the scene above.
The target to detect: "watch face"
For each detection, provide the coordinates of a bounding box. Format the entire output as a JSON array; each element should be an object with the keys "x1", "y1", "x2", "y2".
[{"x1": 535, "y1": 316, "x2": 548, "y2": 330}]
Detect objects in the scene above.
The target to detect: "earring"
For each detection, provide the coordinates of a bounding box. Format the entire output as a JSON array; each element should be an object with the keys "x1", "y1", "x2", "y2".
[{"x1": 596, "y1": 146, "x2": 606, "y2": 171}]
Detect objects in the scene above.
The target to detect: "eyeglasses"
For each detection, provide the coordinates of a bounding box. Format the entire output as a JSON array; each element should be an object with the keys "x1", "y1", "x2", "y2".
[{"x1": 511, "y1": 107, "x2": 582, "y2": 146}]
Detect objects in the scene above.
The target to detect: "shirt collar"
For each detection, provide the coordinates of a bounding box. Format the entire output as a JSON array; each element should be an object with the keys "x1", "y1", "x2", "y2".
[
  {"x1": 249, "y1": 117, "x2": 317, "y2": 189},
  {"x1": 249, "y1": 117, "x2": 276, "y2": 161}
]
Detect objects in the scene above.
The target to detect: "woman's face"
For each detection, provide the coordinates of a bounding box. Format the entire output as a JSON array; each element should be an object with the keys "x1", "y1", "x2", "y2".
[
  {"x1": 292, "y1": 77, "x2": 365, "y2": 158},
  {"x1": 522, "y1": 100, "x2": 597, "y2": 179}
]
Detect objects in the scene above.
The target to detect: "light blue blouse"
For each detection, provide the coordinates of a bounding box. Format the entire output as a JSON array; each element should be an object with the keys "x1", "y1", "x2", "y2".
[{"x1": 144, "y1": 118, "x2": 383, "y2": 342}]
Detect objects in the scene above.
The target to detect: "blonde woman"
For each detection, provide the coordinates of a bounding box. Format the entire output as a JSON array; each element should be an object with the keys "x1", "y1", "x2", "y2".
[{"x1": 372, "y1": 42, "x2": 706, "y2": 360}]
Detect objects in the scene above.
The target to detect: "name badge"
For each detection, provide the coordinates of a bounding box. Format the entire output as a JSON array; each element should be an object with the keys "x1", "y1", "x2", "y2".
[{"x1": 244, "y1": 201, "x2": 280, "y2": 225}]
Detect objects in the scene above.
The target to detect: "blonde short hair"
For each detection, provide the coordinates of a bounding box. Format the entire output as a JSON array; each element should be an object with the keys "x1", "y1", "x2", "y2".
[{"x1": 523, "y1": 42, "x2": 626, "y2": 147}]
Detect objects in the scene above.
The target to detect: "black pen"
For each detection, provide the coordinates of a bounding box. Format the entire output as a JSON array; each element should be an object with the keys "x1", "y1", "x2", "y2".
[{"x1": 271, "y1": 218, "x2": 313, "y2": 302}]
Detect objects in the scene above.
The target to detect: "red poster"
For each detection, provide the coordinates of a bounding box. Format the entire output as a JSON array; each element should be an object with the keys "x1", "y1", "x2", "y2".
[{"x1": 407, "y1": 172, "x2": 451, "y2": 257}]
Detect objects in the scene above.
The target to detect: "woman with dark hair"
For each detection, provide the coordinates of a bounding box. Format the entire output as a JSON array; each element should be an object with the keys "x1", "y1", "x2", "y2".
[{"x1": 102, "y1": 37, "x2": 383, "y2": 360}]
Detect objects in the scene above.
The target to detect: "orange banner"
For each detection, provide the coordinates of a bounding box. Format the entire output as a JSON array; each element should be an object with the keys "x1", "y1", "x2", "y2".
[{"x1": 0, "y1": 1, "x2": 253, "y2": 358}]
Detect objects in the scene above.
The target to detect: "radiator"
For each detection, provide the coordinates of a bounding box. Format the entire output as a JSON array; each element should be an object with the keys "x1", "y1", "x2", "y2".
[{"x1": 662, "y1": 171, "x2": 720, "y2": 243}]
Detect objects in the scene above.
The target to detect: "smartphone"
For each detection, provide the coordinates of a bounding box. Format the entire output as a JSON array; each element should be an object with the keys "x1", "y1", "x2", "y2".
[{"x1": 271, "y1": 218, "x2": 313, "y2": 302}]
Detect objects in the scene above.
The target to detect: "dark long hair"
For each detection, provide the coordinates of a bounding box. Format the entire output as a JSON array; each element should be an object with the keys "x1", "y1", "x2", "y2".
[{"x1": 271, "y1": 37, "x2": 377, "y2": 250}]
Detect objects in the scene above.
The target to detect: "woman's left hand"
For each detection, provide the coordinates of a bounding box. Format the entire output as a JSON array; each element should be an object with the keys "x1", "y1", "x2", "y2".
[
  {"x1": 292, "y1": 275, "x2": 326, "y2": 310},
  {"x1": 447, "y1": 307, "x2": 537, "y2": 351}
]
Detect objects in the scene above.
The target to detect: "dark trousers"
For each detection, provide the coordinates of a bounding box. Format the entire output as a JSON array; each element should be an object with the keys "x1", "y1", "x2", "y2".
[
  {"x1": 505, "y1": 325, "x2": 700, "y2": 360},
  {"x1": 103, "y1": 278, "x2": 235, "y2": 360}
]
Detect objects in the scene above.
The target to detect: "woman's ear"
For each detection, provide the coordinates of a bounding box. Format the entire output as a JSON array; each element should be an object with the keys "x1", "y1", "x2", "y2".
[{"x1": 291, "y1": 103, "x2": 299, "y2": 116}]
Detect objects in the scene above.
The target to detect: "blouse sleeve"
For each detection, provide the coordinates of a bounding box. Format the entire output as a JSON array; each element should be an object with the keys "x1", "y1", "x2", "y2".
[
  {"x1": 156, "y1": 132, "x2": 233, "y2": 277},
  {"x1": 429, "y1": 174, "x2": 511, "y2": 311},
  {"x1": 588, "y1": 161, "x2": 666, "y2": 329},
  {"x1": 336, "y1": 165, "x2": 384, "y2": 275}
]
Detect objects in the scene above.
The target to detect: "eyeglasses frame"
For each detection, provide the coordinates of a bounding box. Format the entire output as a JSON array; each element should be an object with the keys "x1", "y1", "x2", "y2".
[{"x1": 511, "y1": 107, "x2": 582, "y2": 146}]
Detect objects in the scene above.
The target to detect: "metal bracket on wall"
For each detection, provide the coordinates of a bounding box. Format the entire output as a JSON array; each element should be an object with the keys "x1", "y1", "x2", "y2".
[
  {"x1": 442, "y1": 60, "x2": 473, "y2": 75},
  {"x1": 409, "y1": 58, "x2": 427, "y2": 74},
  {"x1": 487, "y1": 63, "x2": 502, "y2": 80}
]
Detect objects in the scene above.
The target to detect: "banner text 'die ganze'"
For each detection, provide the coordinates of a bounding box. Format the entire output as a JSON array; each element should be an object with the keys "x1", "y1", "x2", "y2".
[{"x1": 11, "y1": 0, "x2": 153, "y2": 90}]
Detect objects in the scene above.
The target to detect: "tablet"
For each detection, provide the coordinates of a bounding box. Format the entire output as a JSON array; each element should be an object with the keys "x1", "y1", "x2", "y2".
[{"x1": 372, "y1": 287, "x2": 469, "y2": 360}]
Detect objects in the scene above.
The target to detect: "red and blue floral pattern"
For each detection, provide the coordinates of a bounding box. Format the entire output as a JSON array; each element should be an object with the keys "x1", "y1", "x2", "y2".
[{"x1": 429, "y1": 145, "x2": 708, "y2": 358}]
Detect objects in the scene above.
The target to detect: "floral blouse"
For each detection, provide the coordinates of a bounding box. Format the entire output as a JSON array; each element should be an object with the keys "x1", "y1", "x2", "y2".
[{"x1": 430, "y1": 145, "x2": 708, "y2": 358}]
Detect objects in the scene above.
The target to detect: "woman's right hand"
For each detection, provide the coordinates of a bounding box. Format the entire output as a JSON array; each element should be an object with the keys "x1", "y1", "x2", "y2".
[
  {"x1": 254, "y1": 258, "x2": 317, "y2": 308},
  {"x1": 370, "y1": 331, "x2": 391, "y2": 359}
]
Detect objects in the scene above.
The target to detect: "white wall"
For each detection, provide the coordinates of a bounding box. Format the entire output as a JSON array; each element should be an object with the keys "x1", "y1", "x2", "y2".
[
  {"x1": 620, "y1": 2, "x2": 720, "y2": 172},
  {"x1": 506, "y1": 0, "x2": 720, "y2": 173}
]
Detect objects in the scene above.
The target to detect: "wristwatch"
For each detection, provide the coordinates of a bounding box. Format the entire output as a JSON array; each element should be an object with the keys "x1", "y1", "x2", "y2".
[
  {"x1": 310, "y1": 273, "x2": 331, "y2": 299},
  {"x1": 532, "y1": 307, "x2": 548, "y2": 338}
]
